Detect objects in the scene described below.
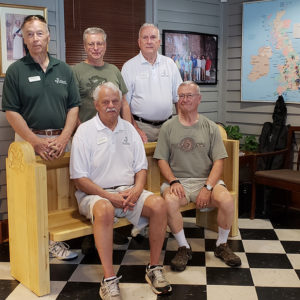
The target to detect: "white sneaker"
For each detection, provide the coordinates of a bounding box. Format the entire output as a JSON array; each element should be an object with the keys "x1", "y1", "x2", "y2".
[
  {"x1": 99, "y1": 276, "x2": 122, "y2": 300},
  {"x1": 49, "y1": 241, "x2": 78, "y2": 260}
]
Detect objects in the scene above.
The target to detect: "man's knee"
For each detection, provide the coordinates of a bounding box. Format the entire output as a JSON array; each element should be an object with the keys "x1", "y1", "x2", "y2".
[
  {"x1": 146, "y1": 194, "x2": 167, "y2": 215},
  {"x1": 163, "y1": 189, "x2": 183, "y2": 211},
  {"x1": 213, "y1": 188, "x2": 234, "y2": 212},
  {"x1": 93, "y1": 199, "x2": 114, "y2": 223}
]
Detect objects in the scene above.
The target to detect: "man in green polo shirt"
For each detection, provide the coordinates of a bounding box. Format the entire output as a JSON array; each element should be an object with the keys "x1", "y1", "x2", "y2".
[{"x1": 2, "y1": 15, "x2": 80, "y2": 260}]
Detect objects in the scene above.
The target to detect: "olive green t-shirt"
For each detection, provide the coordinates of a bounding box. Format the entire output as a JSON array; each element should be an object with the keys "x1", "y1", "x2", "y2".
[
  {"x1": 72, "y1": 62, "x2": 128, "y2": 122},
  {"x1": 2, "y1": 53, "x2": 80, "y2": 130},
  {"x1": 154, "y1": 115, "x2": 228, "y2": 178}
]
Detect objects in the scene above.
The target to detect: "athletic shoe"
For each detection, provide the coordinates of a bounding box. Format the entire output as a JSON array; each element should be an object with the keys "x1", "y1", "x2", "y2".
[
  {"x1": 145, "y1": 265, "x2": 172, "y2": 295},
  {"x1": 99, "y1": 276, "x2": 122, "y2": 300},
  {"x1": 214, "y1": 243, "x2": 241, "y2": 267},
  {"x1": 170, "y1": 244, "x2": 192, "y2": 271},
  {"x1": 49, "y1": 241, "x2": 78, "y2": 260}
]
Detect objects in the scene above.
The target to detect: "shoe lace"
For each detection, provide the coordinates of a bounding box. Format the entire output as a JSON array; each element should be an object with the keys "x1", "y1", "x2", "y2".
[
  {"x1": 150, "y1": 266, "x2": 165, "y2": 283},
  {"x1": 104, "y1": 276, "x2": 122, "y2": 296},
  {"x1": 49, "y1": 241, "x2": 70, "y2": 256}
]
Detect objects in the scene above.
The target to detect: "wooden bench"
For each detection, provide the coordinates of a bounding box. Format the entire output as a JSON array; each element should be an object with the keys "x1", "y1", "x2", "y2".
[{"x1": 6, "y1": 125, "x2": 239, "y2": 296}]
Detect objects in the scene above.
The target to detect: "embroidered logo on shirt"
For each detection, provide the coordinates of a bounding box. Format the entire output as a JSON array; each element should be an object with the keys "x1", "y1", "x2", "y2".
[
  {"x1": 55, "y1": 78, "x2": 67, "y2": 85},
  {"x1": 122, "y1": 136, "x2": 130, "y2": 145}
]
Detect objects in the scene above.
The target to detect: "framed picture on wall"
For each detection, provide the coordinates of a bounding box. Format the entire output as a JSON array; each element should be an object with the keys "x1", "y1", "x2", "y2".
[
  {"x1": 162, "y1": 30, "x2": 218, "y2": 85},
  {"x1": 0, "y1": 3, "x2": 47, "y2": 76}
]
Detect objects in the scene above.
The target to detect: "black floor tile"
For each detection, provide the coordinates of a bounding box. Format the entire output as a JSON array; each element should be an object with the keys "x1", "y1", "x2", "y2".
[
  {"x1": 0, "y1": 242, "x2": 10, "y2": 262},
  {"x1": 206, "y1": 267, "x2": 253, "y2": 286},
  {"x1": 281, "y1": 241, "x2": 300, "y2": 254},
  {"x1": 163, "y1": 250, "x2": 205, "y2": 266},
  {"x1": 50, "y1": 264, "x2": 78, "y2": 281},
  {"x1": 205, "y1": 239, "x2": 244, "y2": 252},
  {"x1": 256, "y1": 287, "x2": 300, "y2": 300},
  {"x1": 80, "y1": 250, "x2": 126, "y2": 265},
  {"x1": 117, "y1": 265, "x2": 147, "y2": 283},
  {"x1": 246, "y1": 253, "x2": 293, "y2": 269},
  {"x1": 157, "y1": 284, "x2": 206, "y2": 300},
  {"x1": 239, "y1": 229, "x2": 278, "y2": 240},
  {"x1": 270, "y1": 209, "x2": 300, "y2": 229},
  {"x1": 57, "y1": 282, "x2": 100, "y2": 300},
  {"x1": 295, "y1": 270, "x2": 300, "y2": 280},
  {"x1": 0, "y1": 280, "x2": 19, "y2": 299}
]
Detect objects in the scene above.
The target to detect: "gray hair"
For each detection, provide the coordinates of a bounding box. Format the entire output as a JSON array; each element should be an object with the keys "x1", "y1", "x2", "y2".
[
  {"x1": 138, "y1": 23, "x2": 160, "y2": 38},
  {"x1": 83, "y1": 27, "x2": 107, "y2": 44},
  {"x1": 179, "y1": 81, "x2": 201, "y2": 94},
  {"x1": 92, "y1": 82, "x2": 122, "y2": 101}
]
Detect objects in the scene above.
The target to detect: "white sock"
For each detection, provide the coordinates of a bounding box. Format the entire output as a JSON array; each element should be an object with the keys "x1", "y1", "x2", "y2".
[
  {"x1": 104, "y1": 276, "x2": 116, "y2": 282},
  {"x1": 173, "y1": 229, "x2": 190, "y2": 248},
  {"x1": 216, "y1": 226, "x2": 230, "y2": 246}
]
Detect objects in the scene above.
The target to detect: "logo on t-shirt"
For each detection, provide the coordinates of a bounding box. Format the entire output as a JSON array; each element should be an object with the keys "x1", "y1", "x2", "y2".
[
  {"x1": 177, "y1": 137, "x2": 203, "y2": 152},
  {"x1": 87, "y1": 76, "x2": 106, "y2": 98},
  {"x1": 122, "y1": 136, "x2": 130, "y2": 145},
  {"x1": 55, "y1": 77, "x2": 67, "y2": 85}
]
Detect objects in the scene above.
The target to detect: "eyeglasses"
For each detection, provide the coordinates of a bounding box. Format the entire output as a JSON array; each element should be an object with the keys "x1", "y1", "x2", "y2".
[
  {"x1": 87, "y1": 42, "x2": 105, "y2": 48},
  {"x1": 178, "y1": 93, "x2": 199, "y2": 100}
]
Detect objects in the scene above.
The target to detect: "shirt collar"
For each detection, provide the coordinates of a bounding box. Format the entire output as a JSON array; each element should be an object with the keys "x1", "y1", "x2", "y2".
[
  {"x1": 139, "y1": 51, "x2": 160, "y2": 65},
  {"x1": 23, "y1": 52, "x2": 60, "y2": 69},
  {"x1": 94, "y1": 114, "x2": 125, "y2": 132}
]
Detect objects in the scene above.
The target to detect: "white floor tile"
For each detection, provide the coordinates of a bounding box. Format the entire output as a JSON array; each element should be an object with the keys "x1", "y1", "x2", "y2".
[
  {"x1": 6, "y1": 281, "x2": 66, "y2": 300},
  {"x1": 275, "y1": 229, "x2": 300, "y2": 241},
  {"x1": 69, "y1": 264, "x2": 119, "y2": 282},
  {"x1": 205, "y1": 252, "x2": 249, "y2": 268},
  {"x1": 0, "y1": 262, "x2": 14, "y2": 280},
  {"x1": 251, "y1": 268, "x2": 300, "y2": 287},
  {"x1": 242, "y1": 240, "x2": 285, "y2": 253},
  {"x1": 238, "y1": 218, "x2": 273, "y2": 229},
  {"x1": 287, "y1": 254, "x2": 300, "y2": 269},
  {"x1": 164, "y1": 265, "x2": 206, "y2": 285},
  {"x1": 119, "y1": 283, "x2": 157, "y2": 300},
  {"x1": 121, "y1": 250, "x2": 164, "y2": 265},
  {"x1": 207, "y1": 285, "x2": 258, "y2": 300}
]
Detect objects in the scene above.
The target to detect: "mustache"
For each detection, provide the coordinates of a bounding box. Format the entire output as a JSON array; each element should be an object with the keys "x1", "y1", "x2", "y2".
[{"x1": 106, "y1": 108, "x2": 117, "y2": 112}]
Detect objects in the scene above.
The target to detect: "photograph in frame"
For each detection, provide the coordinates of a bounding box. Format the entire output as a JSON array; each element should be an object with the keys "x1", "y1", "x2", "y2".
[
  {"x1": 162, "y1": 30, "x2": 218, "y2": 85},
  {"x1": 0, "y1": 3, "x2": 47, "y2": 76}
]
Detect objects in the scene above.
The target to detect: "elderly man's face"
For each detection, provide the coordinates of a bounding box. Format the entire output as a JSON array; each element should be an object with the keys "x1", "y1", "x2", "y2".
[
  {"x1": 138, "y1": 26, "x2": 160, "y2": 57},
  {"x1": 84, "y1": 33, "x2": 106, "y2": 62},
  {"x1": 22, "y1": 20, "x2": 50, "y2": 56},
  {"x1": 177, "y1": 84, "x2": 201, "y2": 113},
  {"x1": 94, "y1": 87, "x2": 121, "y2": 122}
]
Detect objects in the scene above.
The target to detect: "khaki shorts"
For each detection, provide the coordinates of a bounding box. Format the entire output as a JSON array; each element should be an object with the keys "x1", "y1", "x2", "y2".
[
  {"x1": 161, "y1": 178, "x2": 225, "y2": 203},
  {"x1": 78, "y1": 185, "x2": 151, "y2": 228},
  {"x1": 136, "y1": 120, "x2": 161, "y2": 142}
]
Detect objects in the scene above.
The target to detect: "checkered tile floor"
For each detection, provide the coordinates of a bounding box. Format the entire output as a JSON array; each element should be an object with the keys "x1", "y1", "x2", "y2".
[{"x1": 1, "y1": 210, "x2": 300, "y2": 300}]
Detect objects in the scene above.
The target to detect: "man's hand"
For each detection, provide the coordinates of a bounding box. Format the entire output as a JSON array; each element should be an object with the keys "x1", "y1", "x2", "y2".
[
  {"x1": 47, "y1": 135, "x2": 69, "y2": 159},
  {"x1": 119, "y1": 186, "x2": 143, "y2": 212},
  {"x1": 170, "y1": 182, "x2": 185, "y2": 199},
  {"x1": 195, "y1": 187, "x2": 211, "y2": 209},
  {"x1": 32, "y1": 137, "x2": 55, "y2": 160}
]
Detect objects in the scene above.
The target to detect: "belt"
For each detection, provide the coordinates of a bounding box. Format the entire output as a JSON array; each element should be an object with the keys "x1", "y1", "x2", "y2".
[
  {"x1": 105, "y1": 185, "x2": 127, "y2": 190},
  {"x1": 133, "y1": 114, "x2": 171, "y2": 126},
  {"x1": 32, "y1": 129, "x2": 62, "y2": 136}
]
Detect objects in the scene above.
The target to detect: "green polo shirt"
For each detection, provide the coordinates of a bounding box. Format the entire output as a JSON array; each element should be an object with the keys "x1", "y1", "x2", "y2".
[{"x1": 2, "y1": 53, "x2": 80, "y2": 130}]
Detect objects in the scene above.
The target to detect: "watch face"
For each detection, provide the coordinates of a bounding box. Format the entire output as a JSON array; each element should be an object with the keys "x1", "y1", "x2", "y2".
[{"x1": 205, "y1": 184, "x2": 213, "y2": 191}]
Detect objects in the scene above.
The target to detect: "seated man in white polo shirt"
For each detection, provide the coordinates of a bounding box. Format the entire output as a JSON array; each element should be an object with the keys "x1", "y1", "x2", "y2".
[{"x1": 70, "y1": 82, "x2": 171, "y2": 300}]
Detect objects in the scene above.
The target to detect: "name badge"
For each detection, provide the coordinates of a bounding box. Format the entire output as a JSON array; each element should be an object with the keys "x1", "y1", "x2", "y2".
[
  {"x1": 97, "y1": 137, "x2": 107, "y2": 145},
  {"x1": 28, "y1": 76, "x2": 41, "y2": 82}
]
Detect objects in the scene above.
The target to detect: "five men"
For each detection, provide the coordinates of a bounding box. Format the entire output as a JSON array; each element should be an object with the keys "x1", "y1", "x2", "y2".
[
  {"x1": 122, "y1": 23, "x2": 182, "y2": 143},
  {"x1": 154, "y1": 81, "x2": 241, "y2": 271},
  {"x1": 70, "y1": 82, "x2": 172, "y2": 299},
  {"x1": 2, "y1": 15, "x2": 80, "y2": 260}
]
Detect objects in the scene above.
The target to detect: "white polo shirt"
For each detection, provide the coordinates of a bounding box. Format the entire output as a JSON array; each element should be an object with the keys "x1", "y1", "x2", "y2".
[
  {"x1": 70, "y1": 114, "x2": 148, "y2": 203},
  {"x1": 121, "y1": 52, "x2": 182, "y2": 121}
]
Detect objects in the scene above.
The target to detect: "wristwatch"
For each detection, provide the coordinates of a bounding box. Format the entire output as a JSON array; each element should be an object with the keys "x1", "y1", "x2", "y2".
[{"x1": 204, "y1": 184, "x2": 213, "y2": 191}]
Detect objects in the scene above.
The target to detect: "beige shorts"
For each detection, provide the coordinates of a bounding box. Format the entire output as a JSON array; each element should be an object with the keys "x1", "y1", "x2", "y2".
[
  {"x1": 78, "y1": 185, "x2": 152, "y2": 228},
  {"x1": 161, "y1": 178, "x2": 225, "y2": 203}
]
